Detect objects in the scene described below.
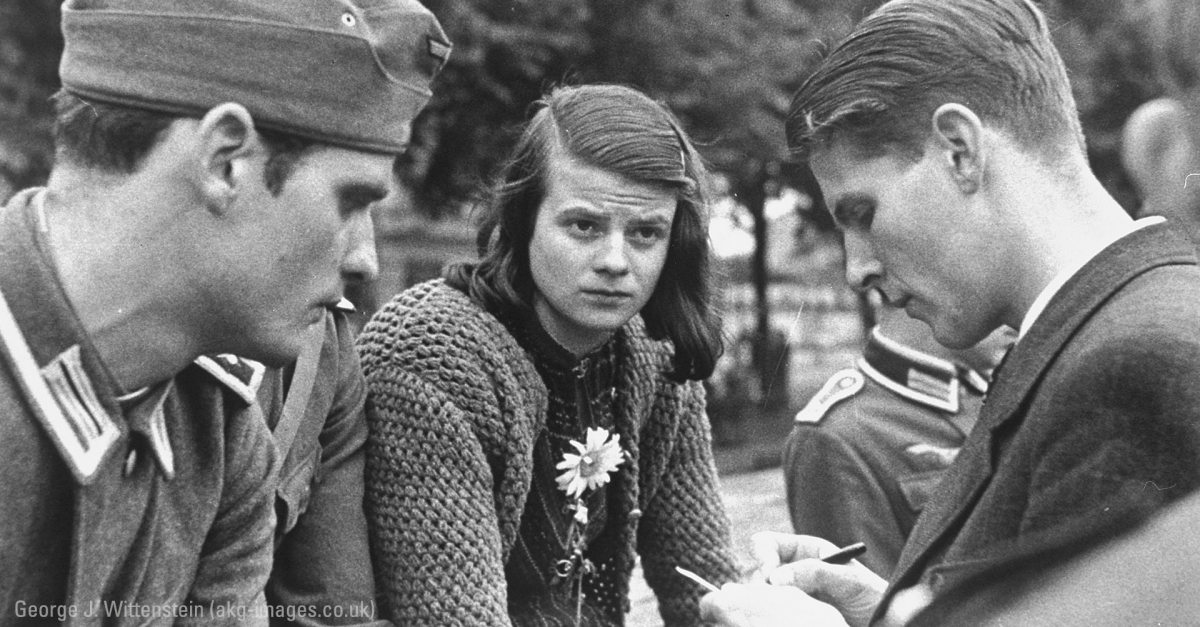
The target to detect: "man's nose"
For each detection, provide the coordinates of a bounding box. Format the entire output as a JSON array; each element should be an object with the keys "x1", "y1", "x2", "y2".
[
  {"x1": 842, "y1": 232, "x2": 883, "y2": 293},
  {"x1": 341, "y1": 212, "x2": 379, "y2": 283}
]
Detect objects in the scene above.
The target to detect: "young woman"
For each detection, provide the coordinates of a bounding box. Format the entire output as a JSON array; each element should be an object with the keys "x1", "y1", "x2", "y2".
[{"x1": 358, "y1": 84, "x2": 737, "y2": 626}]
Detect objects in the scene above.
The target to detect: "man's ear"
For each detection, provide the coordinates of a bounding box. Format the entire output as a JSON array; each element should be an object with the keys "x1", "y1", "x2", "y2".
[
  {"x1": 1121, "y1": 98, "x2": 1194, "y2": 199},
  {"x1": 195, "y1": 103, "x2": 257, "y2": 214},
  {"x1": 930, "y1": 103, "x2": 985, "y2": 195}
]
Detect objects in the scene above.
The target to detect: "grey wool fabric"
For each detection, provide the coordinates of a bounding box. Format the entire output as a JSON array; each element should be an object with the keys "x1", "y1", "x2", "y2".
[
  {"x1": 357, "y1": 279, "x2": 737, "y2": 626},
  {"x1": 878, "y1": 222, "x2": 1200, "y2": 621},
  {"x1": 60, "y1": 0, "x2": 451, "y2": 154}
]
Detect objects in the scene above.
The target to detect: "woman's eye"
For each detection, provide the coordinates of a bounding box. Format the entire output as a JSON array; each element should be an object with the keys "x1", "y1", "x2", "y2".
[
  {"x1": 570, "y1": 220, "x2": 599, "y2": 235},
  {"x1": 630, "y1": 226, "x2": 666, "y2": 243}
]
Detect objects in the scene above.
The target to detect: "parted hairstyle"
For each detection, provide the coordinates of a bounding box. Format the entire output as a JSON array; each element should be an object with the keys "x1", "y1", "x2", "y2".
[
  {"x1": 787, "y1": 0, "x2": 1085, "y2": 165},
  {"x1": 52, "y1": 90, "x2": 316, "y2": 195},
  {"x1": 445, "y1": 84, "x2": 723, "y2": 382}
]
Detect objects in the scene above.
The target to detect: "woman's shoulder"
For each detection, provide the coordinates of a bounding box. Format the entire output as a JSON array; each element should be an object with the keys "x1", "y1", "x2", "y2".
[
  {"x1": 358, "y1": 280, "x2": 547, "y2": 431},
  {"x1": 618, "y1": 317, "x2": 704, "y2": 399},
  {"x1": 357, "y1": 279, "x2": 518, "y2": 362},
  {"x1": 620, "y1": 317, "x2": 673, "y2": 370},
  {"x1": 364, "y1": 279, "x2": 489, "y2": 335}
]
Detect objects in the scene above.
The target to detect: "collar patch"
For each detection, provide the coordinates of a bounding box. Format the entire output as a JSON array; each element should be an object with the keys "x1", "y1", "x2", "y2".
[
  {"x1": 194, "y1": 354, "x2": 265, "y2": 405},
  {"x1": 860, "y1": 328, "x2": 981, "y2": 413},
  {"x1": 38, "y1": 345, "x2": 122, "y2": 484}
]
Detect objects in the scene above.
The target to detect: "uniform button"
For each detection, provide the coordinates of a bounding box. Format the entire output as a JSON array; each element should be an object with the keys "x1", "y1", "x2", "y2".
[{"x1": 123, "y1": 449, "x2": 138, "y2": 477}]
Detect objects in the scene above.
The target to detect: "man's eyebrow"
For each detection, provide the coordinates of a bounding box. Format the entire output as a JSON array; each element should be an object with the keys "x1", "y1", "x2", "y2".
[{"x1": 338, "y1": 182, "x2": 390, "y2": 206}]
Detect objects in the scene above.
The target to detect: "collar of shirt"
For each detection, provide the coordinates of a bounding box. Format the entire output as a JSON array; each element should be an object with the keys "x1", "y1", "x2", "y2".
[{"x1": 1018, "y1": 216, "x2": 1166, "y2": 340}]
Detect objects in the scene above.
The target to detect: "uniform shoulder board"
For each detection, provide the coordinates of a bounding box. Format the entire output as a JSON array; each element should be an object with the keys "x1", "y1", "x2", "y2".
[
  {"x1": 194, "y1": 354, "x2": 266, "y2": 405},
  {"x1": 795, "y1": 368, "x2": 864, "y2": 424},
  {"x1": 333, "y1": 297, "x2": 356, "y2": 313}
]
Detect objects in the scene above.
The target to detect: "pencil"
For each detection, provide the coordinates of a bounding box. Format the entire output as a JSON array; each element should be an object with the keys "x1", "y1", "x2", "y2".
[
  {"x1": 821, "y1": 542, "x2": 867, "y2": 565},
  {"x1": 675, "y1": 566, "x2": 720, "y2": 592}
]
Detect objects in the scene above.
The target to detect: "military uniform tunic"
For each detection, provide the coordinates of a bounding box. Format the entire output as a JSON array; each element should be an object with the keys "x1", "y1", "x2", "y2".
[
  {"x1": 256, "y1": 306, "x2": 389, "y2": 627},
  {"x1": 782, "y1": 327, "x2": 988, "y2": 578},
  {"x1": 0, "y1": 189, "x2": 278, "y2": 625}
]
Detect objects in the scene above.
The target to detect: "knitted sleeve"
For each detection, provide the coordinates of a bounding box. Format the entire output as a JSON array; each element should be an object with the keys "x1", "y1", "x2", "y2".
[
  {"x1": 362, "y1": 366, "x2": 511, "y2": 626},
  {"x1": 357, "y1": 283, "x2": 541, "y2": 627},
  {"x1": 636, "y1": 380, "x2": 739, "y2": 626}
]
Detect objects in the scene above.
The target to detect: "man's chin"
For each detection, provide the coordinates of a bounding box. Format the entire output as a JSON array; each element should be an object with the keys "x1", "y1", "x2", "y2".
[
  {"x1": 930, "y1": 325, "x2": 983, "y2": 351},
  {"x1": 242, "y1": 330, "x2": 311, "y2": 368}
]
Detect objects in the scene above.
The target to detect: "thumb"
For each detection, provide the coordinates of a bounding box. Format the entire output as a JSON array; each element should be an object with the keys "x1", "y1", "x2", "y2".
[
  {"x1": 767, "y1": 560, "x2": 885, "y2": 627},
  {"x1": 748, "y1": 532, "x2": 785, "y2": 582}
]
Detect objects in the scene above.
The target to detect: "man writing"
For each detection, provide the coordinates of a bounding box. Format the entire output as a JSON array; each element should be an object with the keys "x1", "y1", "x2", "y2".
[
  {"x1": 0, "y1": 0, "x2": 448, "y2": 623},
  {"x1": 702, "y1": 0, "x2": 1200, "y2": 624},
  {"x1": 895, "y1": 0, "x2": 1200, "y2": 623}
]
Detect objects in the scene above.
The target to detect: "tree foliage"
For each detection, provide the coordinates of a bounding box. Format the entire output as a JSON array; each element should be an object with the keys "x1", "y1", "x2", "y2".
[
  {"x1": 0, "y1": 0, "x2": 62, "y2": 200},
  {"x1": 1043, "y1": 0, "x2": 1159, "y2": 212},
  {"x1": 0, "y1": 0, "x2": 1162, "y2": 216},
  {"x1": 399, "y1": 0, "x2": 594, "y2": 217}
]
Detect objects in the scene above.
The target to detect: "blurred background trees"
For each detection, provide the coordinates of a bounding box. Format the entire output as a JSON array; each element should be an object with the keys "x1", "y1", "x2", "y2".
[
  {"x1": 0, "y1": 0, "x2": 61, "y2": 201},
  {"x1": 0, "y1": 0, "x2": 1163, "y2": 445}
]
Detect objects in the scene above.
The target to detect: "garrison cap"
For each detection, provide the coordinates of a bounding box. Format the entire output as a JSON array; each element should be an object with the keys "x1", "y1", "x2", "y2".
[{"x1": 59, "y1": 0, "x2": 452, "y2": 154}]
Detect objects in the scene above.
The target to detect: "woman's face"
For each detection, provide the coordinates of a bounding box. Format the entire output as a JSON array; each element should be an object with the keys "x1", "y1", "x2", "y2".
[{"x1": 529, "y1": 151, "x2": 677, "y2": 355}]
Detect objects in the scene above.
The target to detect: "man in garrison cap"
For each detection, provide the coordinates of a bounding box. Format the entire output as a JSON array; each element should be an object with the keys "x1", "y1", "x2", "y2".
[
  {"x1": 783, "y1": 307, "x2": 1011, "y2": 579},
  {"x1": 0, "y1": 0, "x2": 449, "y2": 623}
]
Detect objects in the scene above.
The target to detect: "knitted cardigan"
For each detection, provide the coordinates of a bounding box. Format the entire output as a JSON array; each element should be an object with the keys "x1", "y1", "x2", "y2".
[{"x1": 358, "y1": 279, "x2": 737, "y2": 626}]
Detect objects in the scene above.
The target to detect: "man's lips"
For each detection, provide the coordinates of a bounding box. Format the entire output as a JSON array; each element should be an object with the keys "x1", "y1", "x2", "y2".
[
  {"x1": 874, "y1": 288, "x2": 909, "y2": 309},
  {"x1": 316, "y1": 292, "x2": 344, "y2": 308}
]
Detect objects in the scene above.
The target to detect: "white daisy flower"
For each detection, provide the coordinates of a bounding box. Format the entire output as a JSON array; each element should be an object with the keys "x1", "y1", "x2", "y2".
[{"x1": 555, "y1": 427, "x2": 625, "y2": 500}]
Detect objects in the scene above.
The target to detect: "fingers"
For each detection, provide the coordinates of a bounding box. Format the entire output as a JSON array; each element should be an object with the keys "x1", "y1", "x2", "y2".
[
  {"x1": 767, "y1": 560, "x2": 887, "y2": 627},
  {"x1": 700, "y1": 583, "x2": 851, "y2": 627},
  {"x1": 748, "y1": 531, "x2": 839, "y2": 582}
]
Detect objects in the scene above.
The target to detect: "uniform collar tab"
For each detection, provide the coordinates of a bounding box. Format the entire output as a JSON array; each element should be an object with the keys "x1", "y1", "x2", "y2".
[
  {"x1": 860, "y1": 327, "x2": 985, "y2": 413},
  {"x1": 122, "y1": 381, "x2": 175, "y2": 480}
]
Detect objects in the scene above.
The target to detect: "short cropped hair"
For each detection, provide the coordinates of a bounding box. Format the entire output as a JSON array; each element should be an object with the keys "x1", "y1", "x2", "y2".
[
  {"x1": 445, "y1": 84, "x2": 723, "y2": 382},
  {"x1": 52, "y1": 90, "x2": 316, "y2": 195},
  {"x1": 787, "y1": 0, "x2": 1085, "y2": 165}
]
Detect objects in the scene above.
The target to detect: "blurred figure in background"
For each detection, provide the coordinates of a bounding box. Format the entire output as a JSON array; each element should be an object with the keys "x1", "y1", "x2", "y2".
[
  {"x1": 1121, "y1": 0, "x2": 1200, "y2": 233},
  {"x1": 784, "y1": 306, "x2": 1012, "y2": 578}
]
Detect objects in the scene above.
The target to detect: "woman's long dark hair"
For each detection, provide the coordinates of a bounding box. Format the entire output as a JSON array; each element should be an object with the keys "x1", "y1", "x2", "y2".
[{"x1": 445, "y1": 84, "x2": 723, "y2": 382}]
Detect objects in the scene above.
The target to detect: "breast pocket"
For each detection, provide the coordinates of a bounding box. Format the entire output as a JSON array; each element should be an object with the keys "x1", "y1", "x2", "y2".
[
  {"x1": 274, "y1": 444, "x2": 320, "y2": 540},
  {"x1": 899, "y1": 469, "x2": 949, "y2": 516}
]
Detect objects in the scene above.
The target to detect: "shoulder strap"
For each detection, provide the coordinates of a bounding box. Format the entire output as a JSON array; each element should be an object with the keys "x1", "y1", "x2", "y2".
[
  {"x1": 272, "y1": 317, "x2": 326, "y2": 460},
  {"x1": 794, "y1": 368, "x2": 864, "y2": 424}
]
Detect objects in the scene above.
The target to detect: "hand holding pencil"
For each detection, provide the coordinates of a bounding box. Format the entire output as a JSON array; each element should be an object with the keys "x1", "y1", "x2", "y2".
[{"x1": 744, "y1": 532, "x2": 886, "y2": 627}]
